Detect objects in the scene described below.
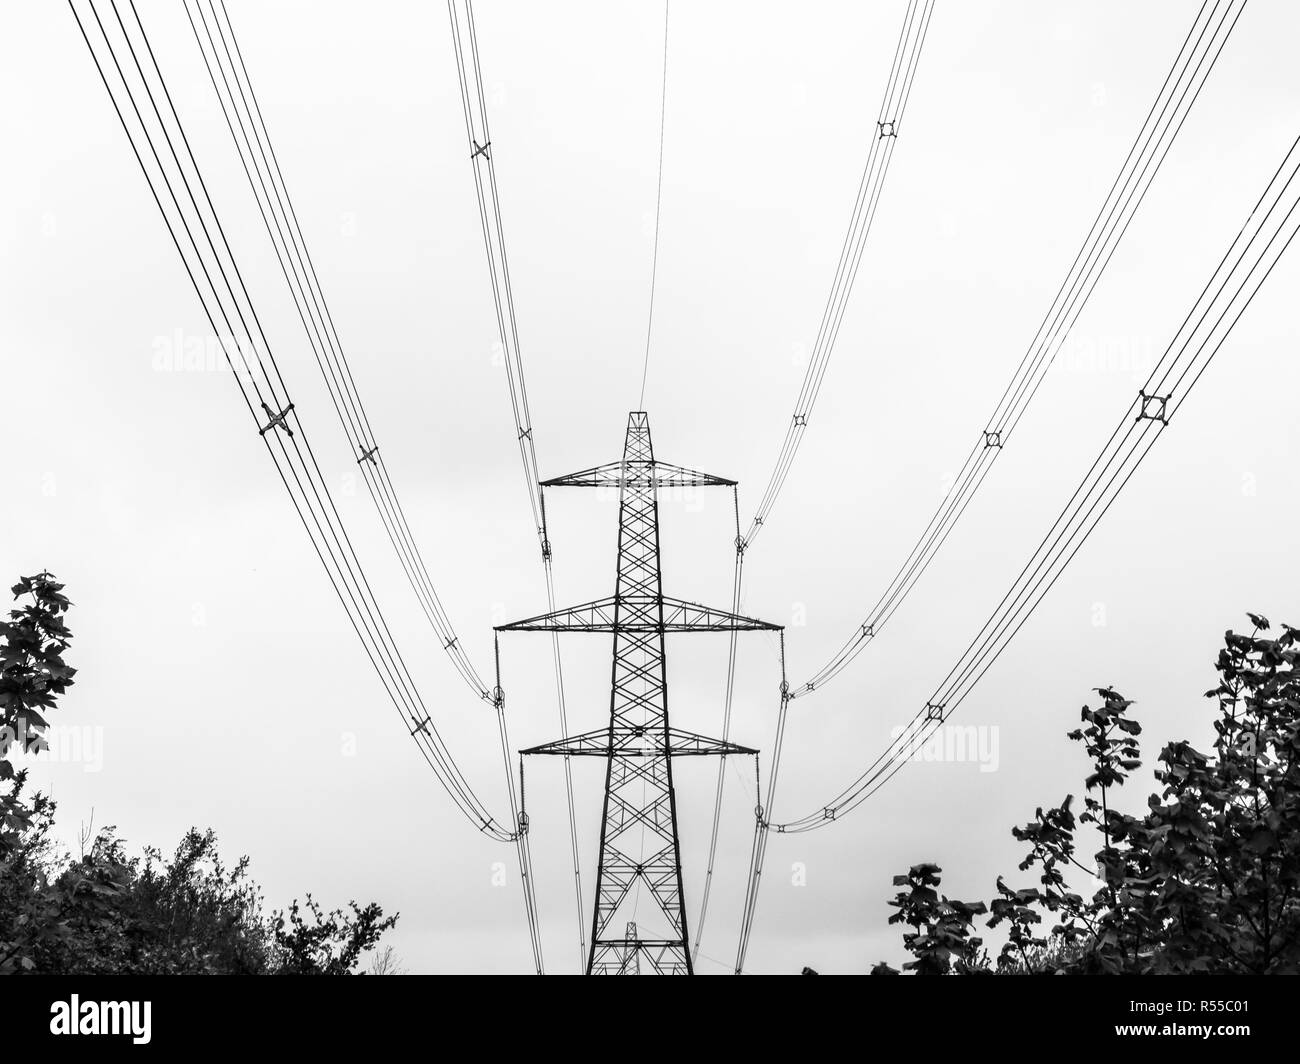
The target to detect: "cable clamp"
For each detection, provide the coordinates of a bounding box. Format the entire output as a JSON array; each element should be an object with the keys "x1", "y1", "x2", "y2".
[
  {"x1": 541, "y1": 538, "x2": 552, "y2": 561},
  {"x1": 258, "y1": 401, "x2": 295, "y2": 438},
  {"x1": 1137, "y1": 390, "x2": 1170, "y2": 425},
  {"x1": 471, "y1": 139, "x2": 491, "y2": 161},
  {"x1": 357, "y1": 443, "x2": 379, "y2": 465},
  {"x1": 735, "y1": 534, "x2": 747, "y2": 555},
  {"x1": 517, "y1": 811, "x2": 530, "y2": 835},
  {"x1": 925, "y1": 701, "x2": 946, "y2": 722},
  {"x1": 878, "y1": 119, "x2": 898, "y2": 138},
  {"x1": 493, "y1": 686, "x2": 505, "y2": 709},
  {"x1": 983, "y1": 430, "x2": 1003, "y2": 449}
]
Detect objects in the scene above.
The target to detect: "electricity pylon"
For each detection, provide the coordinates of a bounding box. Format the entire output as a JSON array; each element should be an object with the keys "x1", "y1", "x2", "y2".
[{"x1": 500, "y1": 412, "x2": 781, "y2": 974}]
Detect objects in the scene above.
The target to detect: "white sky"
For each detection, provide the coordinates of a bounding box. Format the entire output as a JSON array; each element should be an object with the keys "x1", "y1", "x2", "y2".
[{"x1": 3, "y1": 0, "x2": 1297, "y2": 974}]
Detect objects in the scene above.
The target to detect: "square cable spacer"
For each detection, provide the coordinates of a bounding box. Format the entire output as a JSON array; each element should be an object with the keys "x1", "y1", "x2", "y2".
[
  {"x1": 793, "y1": 413, "x2": 808, "y2": 428},
  {"x1": 357, "y1": 443, "x2": 379, "y2": 465},
  {"x1": 822, "y1": 807, "x2": 837, "y2": 821},
  {"x1": 878, "y1": 119, "x2": 898, "y2": 138},
  {"x1": 983, "y1": 430, "x2": 1003, "y2": 449},
  {"x1": 1137, "y1": 390, "x2": 1170, "y2": 425},
  {"x1": 258, "y1": 401, "x2": 295, "y2": 438},
  {"x1": 471, "y1": 139, "x2": 491, "y2": 161},
  {"x1": 925, "y1": 701, "x2": 946, "y2": 722},
  {"x1": 861, "y1": 622, "x2": 875, "y2": 638}
]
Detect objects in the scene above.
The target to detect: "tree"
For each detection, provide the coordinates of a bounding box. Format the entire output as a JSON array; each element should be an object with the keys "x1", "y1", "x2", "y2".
[
  {"x1": 0, "y1": 572, "x2": 399, "y2": 974},
  {"x1": 871, "y1": 615, "x2": 1300, "y2": 974}
]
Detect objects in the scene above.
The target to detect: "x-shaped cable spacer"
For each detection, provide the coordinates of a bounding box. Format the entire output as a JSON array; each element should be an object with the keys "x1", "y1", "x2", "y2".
[
  {"x1": 1137, "y1": 390, "x2": 1170, "y2": 425},
  {"x1": 258, "y1": 401, "x2": 295, "y2": 438}
]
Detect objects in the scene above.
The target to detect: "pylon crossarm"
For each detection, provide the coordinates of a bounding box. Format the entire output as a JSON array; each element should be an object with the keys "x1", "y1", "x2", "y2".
[
  {"x1": 523, "y1": 726, "x2": 757, "y2": 757},
  {"x1": 497, "y1": 594, "x2": 781, "y2": 633},
  {"x1": 542, "y1": 458, "x2": 736, "y2": 489}
]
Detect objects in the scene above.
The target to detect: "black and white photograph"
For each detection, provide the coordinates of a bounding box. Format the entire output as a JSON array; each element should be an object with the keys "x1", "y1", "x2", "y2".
[{"x1": 2, "y1": 0, "x2": 1298, "y2": 1039}]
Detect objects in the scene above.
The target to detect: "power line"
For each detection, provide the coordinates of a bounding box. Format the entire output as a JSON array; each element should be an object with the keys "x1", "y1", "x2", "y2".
[
  {"x1": 70, "y1": 0, "x2": 529, "y2": 864},
  {"x1": 446, "y1": 0, "x2": 585, "y2": 970},
  {"x1": 184, "y1": 0, "x2": 494, "y2": 703},
  {"x1": 772, "y1": 128, "x2": 1300, "y2": 834},
  {"x1": 696, "y1": 0, "x2": 936, "y2": 966},
  {"x1": 790, "y1": 0, "x2": 1245, "y2": 700},
  {"x1": 743, "y1": 0, "x2": 935, "y2": 550},
  {"x1": 173, "y1": 0, "x2": 545, "y2": 969},
  {"x1": 638, "y1": 0, "x2": 670, "y2": 410}
]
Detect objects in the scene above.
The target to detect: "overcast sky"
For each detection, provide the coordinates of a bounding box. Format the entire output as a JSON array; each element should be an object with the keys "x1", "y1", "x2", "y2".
[{"x1": 3, "y1": 0, "x2": 1298, "y2": 974}]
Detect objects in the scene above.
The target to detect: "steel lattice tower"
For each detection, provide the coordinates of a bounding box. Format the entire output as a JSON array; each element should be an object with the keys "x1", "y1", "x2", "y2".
[{"x1": 499, "y1": 412, "x2": 780, "y2": 974}]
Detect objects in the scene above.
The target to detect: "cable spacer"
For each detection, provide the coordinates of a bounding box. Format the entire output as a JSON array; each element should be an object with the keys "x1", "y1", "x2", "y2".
[
  {"x1": 444, "y1": 637, "x2": 458, "y2": 651},
  {"x1": 925, "y1": 701, "x2": 946, "y2": 722},
  {"x1": 878, "y1": 119, "x2": 898, "y2": 138},
  {"x1": 518, "y1": 426, "x2": 532, "y2": 441},
  {"x1": 410, "y1": 716, "x2": 431, "y2": 737},
  {"x1": 1137, "y1": 390, "x2": 1170, "y2": 425},
  {"x1": 983, "y1": 430, "x2": 1003, "y2": 449},
  {"x1": 258, "y1": 401, "x2": 295, "y2": 438},
  {"x1": 471, "y1": 139, "x2": 491, "y2": 161}
]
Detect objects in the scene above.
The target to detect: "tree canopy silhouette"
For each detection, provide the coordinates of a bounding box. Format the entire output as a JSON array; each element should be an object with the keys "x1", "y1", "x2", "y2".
[
  {"x1": 873, "y1": 615, "x2": 1300, "y2": 974},
  {"x1": 0, "y1": 572, "x2": 397, "y2": 975}
]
